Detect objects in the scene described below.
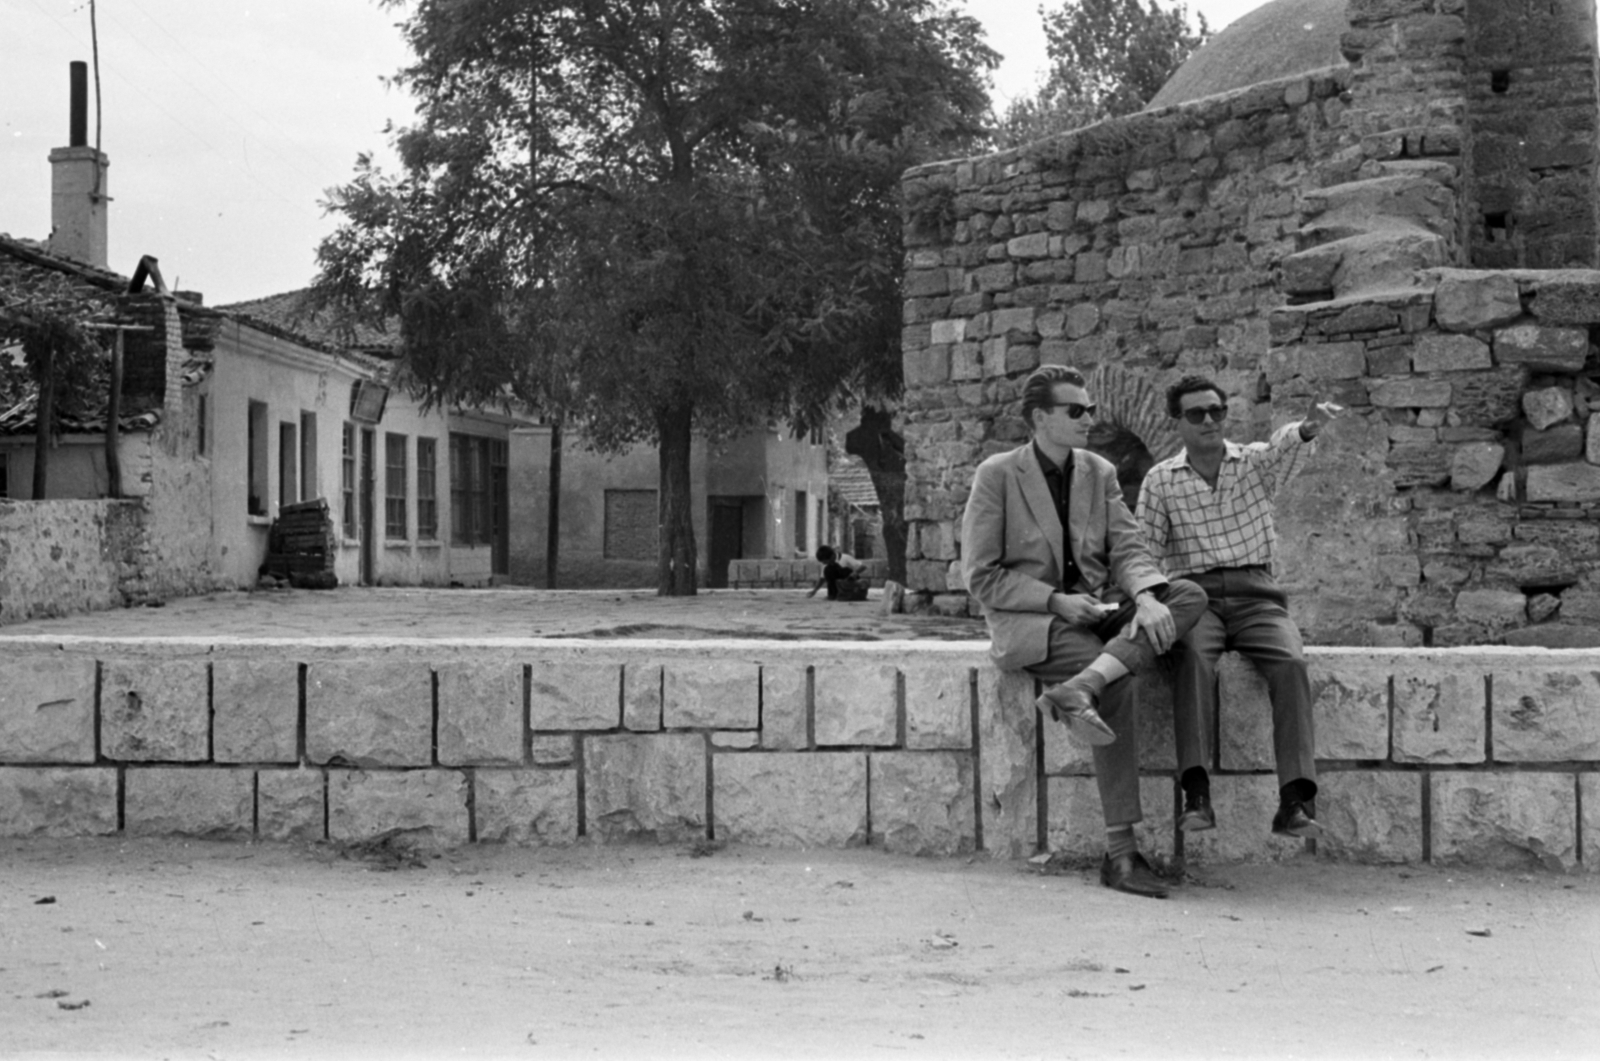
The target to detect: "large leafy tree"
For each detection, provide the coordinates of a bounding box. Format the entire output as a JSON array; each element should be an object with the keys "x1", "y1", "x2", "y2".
[
  {"x1": 317, "y1": 0, "x2": 992, "y2": 593},
  {"x1": 993, "y1": 0, "x2": 1208, "y2": 150}
]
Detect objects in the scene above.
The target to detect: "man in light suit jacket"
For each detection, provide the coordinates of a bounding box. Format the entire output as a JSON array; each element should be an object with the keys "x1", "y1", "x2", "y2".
[{"x1": 962, "y1": 365, "x2": 1207, "y2": 898}]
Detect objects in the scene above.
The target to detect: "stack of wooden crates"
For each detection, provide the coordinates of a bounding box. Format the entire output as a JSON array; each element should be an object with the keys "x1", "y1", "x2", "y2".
[{"x1": 261, "y1": 498, "x2": 338, "y2": 588}]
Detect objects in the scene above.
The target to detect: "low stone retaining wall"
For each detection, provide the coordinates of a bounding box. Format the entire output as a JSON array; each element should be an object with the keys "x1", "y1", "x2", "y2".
[
  {"x1": 0, "y1": 638, "x2": 1594, "y2": 871},
  {"x1": 728, "y1": 558, "x2": 889, "y2": 589}
]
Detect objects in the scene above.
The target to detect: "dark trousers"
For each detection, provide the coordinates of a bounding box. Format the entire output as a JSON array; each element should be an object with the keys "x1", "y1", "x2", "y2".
[
  {"x1": 1174, "y1": 567, "x2": 1317, "y2": 793},
  {"x1": 1025, "y1": 578, "x2": 1208, "y2": 827}
]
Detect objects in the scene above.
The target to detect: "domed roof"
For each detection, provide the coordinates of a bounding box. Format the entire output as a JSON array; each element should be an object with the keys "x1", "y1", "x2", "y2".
[{"x1": 1146, "y1": 0, "x2": 1348, "y2": 111}]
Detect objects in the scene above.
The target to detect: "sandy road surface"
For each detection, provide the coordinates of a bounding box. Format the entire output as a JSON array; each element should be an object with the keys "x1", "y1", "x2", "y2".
[{"x1": 2, "y1": 838, "x2": 1597, "y2": 1061}]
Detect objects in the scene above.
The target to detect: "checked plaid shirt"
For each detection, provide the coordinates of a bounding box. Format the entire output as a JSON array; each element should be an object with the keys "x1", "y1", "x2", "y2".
[{"x1": 1136, "y1": 422, "x2": 1314, "y2": 579}]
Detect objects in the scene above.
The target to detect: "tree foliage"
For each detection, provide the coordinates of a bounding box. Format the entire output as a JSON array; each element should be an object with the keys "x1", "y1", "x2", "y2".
[
  {"x1": 316, "y1": 0, "x2": 993, "y2": 593},
  {"x1": 992, "y1": 0, "x2": 1208, "y2": 150}
]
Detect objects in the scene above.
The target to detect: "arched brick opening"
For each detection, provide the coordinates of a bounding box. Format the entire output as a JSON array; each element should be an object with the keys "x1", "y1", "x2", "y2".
[{"x1": 1085, "y1": 364, "x2": 1181, "y2": 510}]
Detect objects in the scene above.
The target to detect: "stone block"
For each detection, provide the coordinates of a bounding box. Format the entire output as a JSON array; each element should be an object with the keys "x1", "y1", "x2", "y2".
[
  {"x1": 1522, "y1": 423, "x2": 1584, "y2": 465},
  {"x1": 1314, "y1": 771, "x2": 1422, "y2": 863},
  {"x1": 1527, "y1": 462, "x2": 1600, "y2": 502},
  {"x1": 125, "y1": 767, "x2": 253, "y2": 839},
  {"x1": 869, "y1": 751, "x2": 975, "y2": 855},
  {"x1": 306, "y1": 660, "x2": 432, "y2": 767},
  {"x1": 584, "y1": 733, "x2": 705, "y2": 842},
  {"x1": 1393, "y1": 657, "x2": 1487, "y2": 763},
  {"x1": 1450, "y1": 366, "x2": 1527, "y2": 427},
  {"x1": 328, "y1": 769, "x2": 470, "y2": 846},
  {"x1": 760, "y1": 664, "x2": 809, "y2": 750},
  {"x1": 1309, "y1": 655, "x2": 1390, "y2": 760},
  {"x1": 257, "y1": 769, "x2": 325, "y2": 841},
  {"x1": 0, "y1": 654, "x2": 96, "y2": 764},
  {"x1": 977, "y1": 667, "x2": 1037, "y2": 859},
  {"x1": 474, "y1": 768, "x2": 578, "y2": 844},
  {"x1": 1369, "y1": 379, "x2": 1452, "y2": 408},
  {"x1": 1412, "y1": 333, "x2": 1491, "y2": 372},
  {"x1": 1431, "y1": 771, "x2": 1576, "y2": 871},
  {"x1": 904, "y1": 662, "x2": 973, "y2": 750},
  {"x1": 1434, "y1": 273, "x2": 1520, "y2": 331},
  {"x1": 1219, "y1": 653, "x2": 1274, "y2": 772},
  {"x1": 623, "y1": 661, "x2": 662, "y2": 731},
  {"x1": 814, "y1": 663, "x2": 897, "y2": 746},
  {"x1": 711, "y1": 731, "x2": 759, "y2": 749},
  {"x1": 1045, "y1": 775, "x2": 1174, "y2": 862},
  {"x1": 436, "y1": 661, "x2": 523, "y2": 766},
  {"x1": 1492, "y1": 666, "x2": 1600, "y2": 762},
  {"x1": 1523, "y1": 387, "x2": 1574, "y2": 432},
  {"x1": 1386, "y1": 443, "x2": 1453, "y2": 487},
  {"x1": 0, "y1": 767, "x2": 118, "y2": 837},
  {"x1": 1455, "y1": 589, "x2": 1527, "y2": 627},
  {"x1": 713, "y1": 751, "x2": 866, "y2": 848},
  {"x1": 1450, "y1": 442, "x2": 1504, "y2": 491},
  {"x1": 530, "y1": 735, "x2": 575, "y2": 765},
  {"x1": 1183, "y1": 773, "x2": 1306, "y2": 863},
  {"x1": 1527, "y1": 274, "x2": 1600, "y2": 324},
  {"x1": 664, "y1": 659, "x2": 759, "y2": 729},
  {"x1": 212, "y1": 659, "x2": 299, "y2": 765},
  {"x1": 100, "y1": 658, "x2": 210, "y2": 763},
  {"x1": 1590, "y1": 413, "x2": 1600, "y2": 464},
  {"x1": 1494, "y1": 322, "x2": 1589, "y2": 372},
  {"x1": 529, "y1": 660, "x2": 622, "y2": 730}
]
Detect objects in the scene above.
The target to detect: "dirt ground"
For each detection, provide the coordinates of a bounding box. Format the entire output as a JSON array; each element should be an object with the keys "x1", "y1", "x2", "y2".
[
  {"x1": 0, "y1": 586, "x2": 983, "y2": 643},
  {"x1": 2, "y1": 838, "x2": 1597, "y2": 1061}
]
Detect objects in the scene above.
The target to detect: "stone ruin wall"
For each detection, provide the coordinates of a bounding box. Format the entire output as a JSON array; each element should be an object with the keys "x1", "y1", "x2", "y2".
[{"x1": 897, "y1": 0, "x2": 1600, "y2": 647}]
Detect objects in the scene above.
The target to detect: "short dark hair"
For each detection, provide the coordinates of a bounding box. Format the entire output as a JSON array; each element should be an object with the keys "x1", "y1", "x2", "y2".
[
  {"x1": 815, "y1": 545, "x2": 836, "y2": 563},
  {"x1": 1165, "y1": 375, "x2": 1227, "y2": 418},
  {"x1": 1021, "y1": 365, "x2": 1087, "y2": 429}
]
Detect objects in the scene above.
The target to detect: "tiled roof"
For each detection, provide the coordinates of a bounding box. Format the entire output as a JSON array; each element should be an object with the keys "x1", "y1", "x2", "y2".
[
  {"x1": 832, "y1": 454, "x2": 880, "y2": 510},
  {"x1": 217, "y1": 289, "x2": 399, "y2": 357}
]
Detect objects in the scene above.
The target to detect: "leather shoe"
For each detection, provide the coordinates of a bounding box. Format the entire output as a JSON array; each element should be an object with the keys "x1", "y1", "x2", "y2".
[
  {"x1": 1178, "y1": 791, "x2": 1216, "y2": 833},
  {"x1": 1271, "y1": 799, "x2": 1323, "y2": 839},
  {"x1": 1100, "y1": 851, "x2": 1169, "y2": 899},
  {"x1": 1035, "y1": 683, "x2": 1116, "y2": 746}
]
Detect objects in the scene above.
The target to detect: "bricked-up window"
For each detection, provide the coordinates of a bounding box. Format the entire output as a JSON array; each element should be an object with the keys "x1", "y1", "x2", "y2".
[
  {"x1": 794, "y1": 489, "x2": 808, "y2": 554},
  {"x1": 341, "y1": 423, "x2": 356, "y2": 539},
  {"x1": 417, "y1": 437, "x2": 438, "y2": 540},
  {"x1": 385, "y1": 433, "x2": 408, "y2": 539},
  {"x1": 604, "y1": 489, "x2": 658, "y2": 560},
  {"x1": 247, "y1": 400, "x2": 268, "y2": 515}
]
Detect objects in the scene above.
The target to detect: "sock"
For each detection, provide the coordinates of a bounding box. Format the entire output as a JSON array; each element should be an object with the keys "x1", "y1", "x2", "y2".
[
  {"x1": 1066, "y1": 667, "x2": 1109, "y2": 699},
  {"x1": 1106, "y1": 825, "x2": 1137, "y2": 859},
  {"x1": 1281, "y1": 779, "x2": 1317, "y2": 805},
  {"x1": 1181, "y1": 766, "x2": 1210, "y2": 798}
]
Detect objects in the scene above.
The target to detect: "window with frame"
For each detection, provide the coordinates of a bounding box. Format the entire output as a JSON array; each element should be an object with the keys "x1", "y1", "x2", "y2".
[
  {"x1": 279, "y1": 421, "x2": 298, "y2": 510},
  {"x1": 246, "y1": 400, "x2": 268, "y2": 515},
  {"x1": 416, "y1": 437, "x2": 438, "y2": 540},
  {"x1": 385, "y1": 433, "x2": 408, "y2": 539},
  {"x1": 450, "y1": 433, "x2": 504, "y2": 545},
  {"x1": 300, "y1": 412, "x2": 317, "y2": 501},
  {"x1": 794, "y1": 489, "x2": 808, "y2": 554},
  {"x1": 341, "y1": 423, "x2": 356, "y2": 538}
]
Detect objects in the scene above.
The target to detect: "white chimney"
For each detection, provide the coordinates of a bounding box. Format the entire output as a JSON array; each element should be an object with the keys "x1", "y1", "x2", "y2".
[{"x1": 47, "y1": 61, "x2": 109, "y2": 269}]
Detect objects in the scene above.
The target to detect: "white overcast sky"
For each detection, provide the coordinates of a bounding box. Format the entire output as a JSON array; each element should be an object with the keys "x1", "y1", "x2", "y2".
[{"x1": 1, "y1": 0, "x2": 1271, "y2": 305}]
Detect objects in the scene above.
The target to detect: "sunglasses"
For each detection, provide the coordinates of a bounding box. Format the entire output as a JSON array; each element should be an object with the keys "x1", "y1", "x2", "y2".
[
  {"x1": 1048, "y1": 402, "x2": 1098, "y2": 420},
  {"x1": 1179, "y1": 405, "x2": 1228, "y2": 424}
]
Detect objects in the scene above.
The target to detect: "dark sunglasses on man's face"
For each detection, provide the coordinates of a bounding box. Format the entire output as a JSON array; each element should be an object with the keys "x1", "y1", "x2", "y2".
[
  {"x1": 1050, "y1": 402, "x2": 1097, "y2": 420},
  {"x1": 1179, "y1": 405, "x2": 1227, "y2": 424}
]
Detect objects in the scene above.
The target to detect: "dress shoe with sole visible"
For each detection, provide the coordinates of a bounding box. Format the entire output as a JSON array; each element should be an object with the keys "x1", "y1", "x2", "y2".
[
  {"x1": 1178, "y1": 791, "x2": 1216, "y2": 833},
  {"x1": 1035, "y1": 683, "x2": 1116, "y2": 746},
  {"x1": 1100, "y1": 851, "x2": 1169, "y2": 899},
  {"x1": 1271, "y1": 799, "x2": 1323, "y2": 839}
]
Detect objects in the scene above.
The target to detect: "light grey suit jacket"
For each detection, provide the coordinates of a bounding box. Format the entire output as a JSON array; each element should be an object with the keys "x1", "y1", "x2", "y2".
[{"x1": 961, "y1": 443, "x2": 1168, "y2": 670}]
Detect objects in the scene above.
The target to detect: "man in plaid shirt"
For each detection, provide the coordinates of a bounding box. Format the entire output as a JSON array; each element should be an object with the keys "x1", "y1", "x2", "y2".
[{"x1": 1136, "y1": 375, "x2": 1341, "y2": 841}]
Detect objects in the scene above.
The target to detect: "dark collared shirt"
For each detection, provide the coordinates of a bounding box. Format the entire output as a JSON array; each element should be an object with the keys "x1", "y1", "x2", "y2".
[{"x1": 1032, "y1": 443, "x2": 1084, "y2": 592}]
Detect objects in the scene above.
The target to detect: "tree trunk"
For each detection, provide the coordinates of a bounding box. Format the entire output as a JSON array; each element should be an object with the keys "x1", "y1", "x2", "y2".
[
  {"x1": 656, "y1": 401, "x2": 698, "y2": 596},
  {"x1": 845, "y1": 404, "x2": 907, "y2": 583},
  {"x1": 545, "y1": 413, "x2": 562, "y2": 588},
  {"x1": 31, "y1": 345, "x2": 54, "y2": 500}
]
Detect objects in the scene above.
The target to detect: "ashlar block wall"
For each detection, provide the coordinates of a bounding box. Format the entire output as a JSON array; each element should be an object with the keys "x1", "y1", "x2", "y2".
[{"x1": 1, "y1": 638, "x2": 1595, "y2": 872}]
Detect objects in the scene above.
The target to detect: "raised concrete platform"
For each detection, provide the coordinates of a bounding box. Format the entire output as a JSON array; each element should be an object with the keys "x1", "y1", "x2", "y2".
[{"x1": 1, "y1": 630, "x2": 1594, "y2": 871}]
